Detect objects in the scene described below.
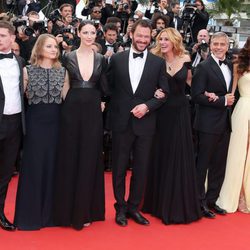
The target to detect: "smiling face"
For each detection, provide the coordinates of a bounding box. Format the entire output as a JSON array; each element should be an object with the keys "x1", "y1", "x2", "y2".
[
  {"x1": 158, "y1": 31, "x2": 174, "y2": 55},
  {"x1": 78, "y1": 23, "x2": 96, "y2": 47},
  {"x1": 210, "y1": 35, "x2": 229, "y2": 60},
  {"x1": 42, "y1": 37, "x2": 59, "y2": 60},
  {"x1": 130, "y1": 25, "x2": 151, "y2": 52}
]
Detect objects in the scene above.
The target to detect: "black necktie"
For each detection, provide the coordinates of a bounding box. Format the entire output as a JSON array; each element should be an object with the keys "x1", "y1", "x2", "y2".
[
  {"x1": 0, "y1": 53, "x2": 13, "y2": 60},
  {"x1": 133, "y1": 52, "x2": 144, "y2": 59},
  {"x1": 219, "y1": 59, "x2": 227, "y2": 66}
]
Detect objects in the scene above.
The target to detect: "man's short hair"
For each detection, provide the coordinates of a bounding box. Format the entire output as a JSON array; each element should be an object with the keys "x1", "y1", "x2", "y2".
[
  {"x1": 131, "y1": 19, "x2": 152, "y2": 34},
  {"x1": 104, "y1": 23, "x2": 118, "y2": 34},
  {"x1": 59, "y1": 3, "x2": 74, "y2": 12},
  {"x1": 211, "y1": 32, "x2": 229, "y2": 44},
  {"x1": 0, "y1": 20, "x2": 15, "y2": 35},
  {"x1": 106, "y1": 17, "x2": 122, "y2": 25}
]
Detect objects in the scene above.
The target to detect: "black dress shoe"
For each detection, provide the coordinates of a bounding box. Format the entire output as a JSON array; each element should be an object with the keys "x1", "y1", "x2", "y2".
[
  {"x1": 0, "y1": 213, "x2": 16, "y2": 231},
  {"x1": 127, "y1": 211, "x2": 150, "y2": 225},
  {"x1": 209, "y1": 205, "x2": 227, "y2": 215},
  {"x1": 201, "y1": 206, "x2": 216, "y2": 219},
  {"x1": 115, "y1": 212, "x2": 127, "y2": 227}
]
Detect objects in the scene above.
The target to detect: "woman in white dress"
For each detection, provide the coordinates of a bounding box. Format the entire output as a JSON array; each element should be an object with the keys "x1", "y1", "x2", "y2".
[{"x1": 216, "y1": 37, "x2": 250, "y2": 213}]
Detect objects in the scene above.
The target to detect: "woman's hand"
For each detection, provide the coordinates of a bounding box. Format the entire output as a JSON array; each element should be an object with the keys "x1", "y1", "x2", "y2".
[
  {"x1": 204, "y1": 91, "x2": 219, "y2": 102},
  {"x1": 101, "y1": 102, "x2": 105, "y2": 112},
  {"x1": 154, "y1": 88, "x2": 165, "y2": 99}
]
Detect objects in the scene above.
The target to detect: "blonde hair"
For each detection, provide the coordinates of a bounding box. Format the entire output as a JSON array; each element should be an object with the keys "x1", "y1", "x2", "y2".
[
  {"x1": 151, "y1": 27, "x2": 186, "y2": 58},
  {"x1": 30, "y1": 34, "x2": 61, "y2": 68}
]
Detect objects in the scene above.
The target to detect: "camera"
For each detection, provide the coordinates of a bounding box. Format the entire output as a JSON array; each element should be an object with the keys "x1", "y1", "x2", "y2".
[
  {"x1": 62, "y1": 34, "x2": 74, "y2": 46},
  {"x1": 33, "y1": 21, "x2": 47, "y2": 34},
  {"x1": 13, "y1": 19, "x2": 34, "y2": 36},
  {"x1": 198, "y1": 39, "x2": 209, "y2": 53},
  {"x1": 93, "y1": 19, "x2": 100, "y2": 29},
  {"x1": 122, "y1": 3, "x2": 129, "y2": 10},
  {"x1": 48, "y1": 9, "x2": 62, "y2": 23},
  {"x1": 182, "y1": 4, "x2": 196, "y2": 21}
]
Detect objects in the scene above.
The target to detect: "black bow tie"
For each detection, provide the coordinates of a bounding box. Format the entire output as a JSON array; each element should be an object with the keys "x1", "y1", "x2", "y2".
[
  {"x1": 0, "y1": 53, "x2": 13, "y2": 60},
  {"x1": 219, "y1": 59, "x2": 227, "y2": 66},
  {"x1": 133, "y1": 52, "x2": 144, "y2": 59},
  {"x1": 106, "y1": 44, "x2": 114, "y2": 47}
]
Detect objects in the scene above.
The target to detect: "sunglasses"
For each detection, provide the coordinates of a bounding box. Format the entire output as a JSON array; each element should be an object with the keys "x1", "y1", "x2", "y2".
[{"x1": 93, "y1": 11, "x2": 101, "y2": 13}]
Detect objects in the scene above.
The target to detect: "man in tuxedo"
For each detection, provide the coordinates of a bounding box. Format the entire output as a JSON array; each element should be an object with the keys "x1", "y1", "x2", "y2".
[
  {"x1": 168, "y1": 2, "x2": 182, "y2": 31},
  {"x1": 107, "y1": 19, "x2": 169, "y2": 227},
  {"x1": 191, "y1": 32, "x2": 234, "y2": 218},
  {"x1": 0, "y1": 21, "x2": 25, "y2": 231}
]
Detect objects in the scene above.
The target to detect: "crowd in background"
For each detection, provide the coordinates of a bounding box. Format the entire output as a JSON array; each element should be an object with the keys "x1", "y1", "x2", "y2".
[{"x1": 0, "y1": 0, "x2": 249, "y2": 232}]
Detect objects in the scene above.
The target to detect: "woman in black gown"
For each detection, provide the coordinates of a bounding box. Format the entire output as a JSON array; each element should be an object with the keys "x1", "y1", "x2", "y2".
[
  {"x1": 142, "y1": 28, "x2": 201, "y2": 224},
  {"x1": 14, "y1": 34, "x2": 69, "y2": 230},
  {"x1": 53, "y1": 21, "x2": 108, "y2": 230}
]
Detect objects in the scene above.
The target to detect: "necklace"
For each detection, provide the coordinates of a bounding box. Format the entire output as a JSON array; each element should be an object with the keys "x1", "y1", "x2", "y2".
[{"x1": 166, "y1": 56, "x2": 177, "y2": 71}]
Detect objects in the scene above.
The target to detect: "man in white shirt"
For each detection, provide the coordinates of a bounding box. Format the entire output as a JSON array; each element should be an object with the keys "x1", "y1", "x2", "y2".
[
  {"x1": 0, "y1": 21, "x2": 25, "y2": 231},
  {"x1": 191, "y1": 32, "x2": 234, "y2": 219},
  {"x1": 107, "y1": 19, "x2": 169, "y2": 227}
]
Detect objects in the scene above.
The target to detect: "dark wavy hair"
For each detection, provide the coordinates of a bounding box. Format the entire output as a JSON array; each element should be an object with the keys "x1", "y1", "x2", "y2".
[{"x1": 237, "y1": 37, "x2": 250, "y2": 75}]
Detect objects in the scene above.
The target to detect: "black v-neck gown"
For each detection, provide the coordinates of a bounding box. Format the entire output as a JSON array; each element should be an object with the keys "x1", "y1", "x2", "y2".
[
  {"x1": 53, "y1": 51, "x2": 107, "y2": 229},
  {"x1": 142, "y1": 62, "x2": 202, "y2": 224}
]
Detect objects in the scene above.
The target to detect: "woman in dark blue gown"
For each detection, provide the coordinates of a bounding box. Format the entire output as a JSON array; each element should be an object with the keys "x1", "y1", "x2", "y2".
[
  {"x1": 142, "y1": 28, "x2": 201, "y2": 224},
  {"x1": 14, "y1": 34, "x2": 69, "y2": 230},
  {"x1": 53, "y1": 21, "x2": 108, "y2": 230}
]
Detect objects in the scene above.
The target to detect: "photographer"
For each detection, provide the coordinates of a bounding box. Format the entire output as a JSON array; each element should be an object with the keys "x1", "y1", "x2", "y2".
[
  {"x1": 114, "y1": 0, "x2": 134, "y2": 34},
  {"x1": 51, "y1": 3, "x2": 74, "y2": 35},
  {"x1": 13, "y1": 16, "x2": 37, "y2": 64},
  {"x1": 191, "y1": 0, "x2": 209, "y2": 43},
  {"x1": 97, "y1": 22, "x2": 124, "y2": 61},
  {"x1": 81, "y1": 0, "x2": 114, "y2": 25},
  {"x1": 145, "y1": 0, "x2": 169, "y2": 20},
  {"x1": 168, "y1": 1, "x2": 183, "y2": 31},
  {"x1": 151, "y1": 14, "x2": 169, "y2": 42},
  {"x1": 190, "y1": 29, "x2": 209, "y2": 72}
]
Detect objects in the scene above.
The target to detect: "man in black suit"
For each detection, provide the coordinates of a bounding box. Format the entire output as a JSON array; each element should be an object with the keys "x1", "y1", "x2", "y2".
[
  {"x1": 191, "y1": 32, "x2": 234, "y2": 219},
  {"x1": 0, "y1": 21, "x2": 25, "y2": 231},
  {"x1": 168, "y1": 2, "x2": 182, "y2": 31},
  {"x1": 107, "y1": 19, "x2": 169, "y2": 227},
  {"x1": 190, "y1": 0, "x2": 209, "y2": 43}
]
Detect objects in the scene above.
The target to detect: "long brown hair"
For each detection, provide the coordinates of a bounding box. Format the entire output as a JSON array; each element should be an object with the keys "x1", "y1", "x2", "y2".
[
  {"x1": 237, "y1": 37, "x2": 250, "y2": 75},
  {"x1": 30, "y1": 34, "x2": 61, "y2": 68}
]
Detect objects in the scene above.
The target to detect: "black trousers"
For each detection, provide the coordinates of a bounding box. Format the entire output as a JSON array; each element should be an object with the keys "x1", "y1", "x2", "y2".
[
  {"x1": 196, "y1": 130, "x2": 230, "y2": 207},
  {"x1": 112, "y1": 127, "x2": 153, "y2": 213},
  {"x1": 0, "y1": 114, "x2": 21, "y2": 213}
]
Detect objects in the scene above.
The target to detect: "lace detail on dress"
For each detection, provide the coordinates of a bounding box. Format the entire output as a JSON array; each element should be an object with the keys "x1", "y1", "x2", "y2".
[{"x1": 27, "y1": 65, "x2": 65, "y2": 105}]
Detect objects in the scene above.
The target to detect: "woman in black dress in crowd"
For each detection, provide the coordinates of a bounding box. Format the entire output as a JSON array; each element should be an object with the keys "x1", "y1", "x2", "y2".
[
  {"x1": 53, "y1": 21, "x2": 108, "y2": 230},
  {"x1": 14, "y1": 34, "x2": 69, "y2": 230},
  {"x1": 142, "y1": 28, "x2": 201, "y2": 224}
]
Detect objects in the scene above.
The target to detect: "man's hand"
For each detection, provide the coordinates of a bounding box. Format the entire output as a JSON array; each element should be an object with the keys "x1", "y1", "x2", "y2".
[
  {"x1": 104, "y1": 50, "x2": 114, "y2": 58},
  {"x1": 225, "y1": 93, "x2": 235, "y2": 106},
  {"x1": 131, "y1": 104, "x2": 149, "y2": 119}
]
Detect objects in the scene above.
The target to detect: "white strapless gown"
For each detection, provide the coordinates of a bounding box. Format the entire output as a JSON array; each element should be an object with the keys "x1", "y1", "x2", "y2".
[{"x1": 216, "y1": 73, "x2": 250, "y2": 213}]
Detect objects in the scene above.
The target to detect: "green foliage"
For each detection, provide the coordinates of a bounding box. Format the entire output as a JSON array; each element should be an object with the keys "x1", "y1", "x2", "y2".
[{"x1": 211, "y1": 0, "x2": 244, "y2": 20}]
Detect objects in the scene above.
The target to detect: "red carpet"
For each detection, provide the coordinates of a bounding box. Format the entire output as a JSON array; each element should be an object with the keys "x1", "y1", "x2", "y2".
[{"x1": 3, "y1": 173, "x2": 250, "y2": 250}]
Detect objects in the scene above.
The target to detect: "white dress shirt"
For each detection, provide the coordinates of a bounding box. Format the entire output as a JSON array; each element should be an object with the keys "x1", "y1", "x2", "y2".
[
  {"x1": 211, "y1": 54, "x2": 231, "y2": 91},
  {"x1": 0, "y1": 52, "x2": 21, "y2": 115},
  {"x1": 129, "y1": 47, "x2": 148, "y2": 93}
]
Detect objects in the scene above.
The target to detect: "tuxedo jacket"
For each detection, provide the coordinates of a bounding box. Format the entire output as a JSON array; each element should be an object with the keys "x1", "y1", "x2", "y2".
[
  {"x1": 191, "y1": 56, "x2": 233, "y2": 135},
  {"x1": 0, "y1": 55, "x2": 26, "y2": 134},
  {"x1": 107, "y1": 50, "x2": 169, "y2": 136}
]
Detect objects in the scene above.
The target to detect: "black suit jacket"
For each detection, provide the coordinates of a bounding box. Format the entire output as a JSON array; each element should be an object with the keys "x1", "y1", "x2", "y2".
[
  {"x1": 0, "y1": 55, "x2": 26, "y2": 134},
  {"x1": 191, "y1": 56, "x2": 233, "y2": 135},
  {"x1": 107, "y1": 50, "x2": 169, "y2": 136}
]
